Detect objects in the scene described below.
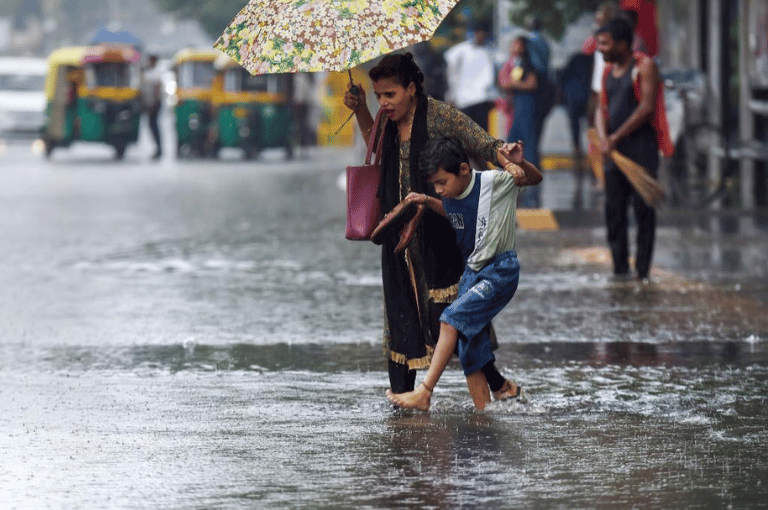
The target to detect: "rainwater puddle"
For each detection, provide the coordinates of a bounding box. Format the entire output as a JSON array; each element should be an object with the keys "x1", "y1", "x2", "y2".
[
  {"x1": 2, "y1": 339, "x2": 767, "y2": 509},
  {"x1": 2, "y1": 152, "x2": 768, "y2": 508}
]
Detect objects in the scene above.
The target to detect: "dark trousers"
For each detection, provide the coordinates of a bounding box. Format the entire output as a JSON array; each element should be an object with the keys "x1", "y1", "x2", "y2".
[
  {"x1": 604, "y1": 169, "x2": 656, "y2": 279},
  {"x1": 388, "y1": 360, "x2": 416, "y2": 394},
  {"x1": 148, "y1": 106, "x2": 162, "y2": 155}
]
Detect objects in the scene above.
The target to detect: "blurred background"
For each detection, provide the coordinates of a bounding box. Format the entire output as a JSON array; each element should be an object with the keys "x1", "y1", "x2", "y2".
[
  {"x1": 2, "y1": 3, "x2": 767, "y2": 507},
  {"x1": 0, "y1": 0, "x2": 767, "y2": 209}
]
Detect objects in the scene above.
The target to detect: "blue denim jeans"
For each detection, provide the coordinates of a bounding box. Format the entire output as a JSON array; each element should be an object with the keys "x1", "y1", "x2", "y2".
[{"x1": 440, "y1": 251, "x2": 520, "y2": 375}]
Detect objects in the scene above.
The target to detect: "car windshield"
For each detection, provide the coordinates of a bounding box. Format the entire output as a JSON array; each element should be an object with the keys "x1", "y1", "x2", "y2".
[
  {"x1": 177, "y1": 61, "x2": 215, "y2": 89},
  {"x1": 0, "y1": 73, "x2": 45, "y2": 91},
  {"x1": 84, "y1": 62, "x2": 140, "y2": 88}
]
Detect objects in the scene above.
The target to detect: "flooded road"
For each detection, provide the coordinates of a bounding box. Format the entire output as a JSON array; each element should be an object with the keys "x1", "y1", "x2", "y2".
[{"x1": 1, "y1": 136, "x2": 767, "y2": 509}]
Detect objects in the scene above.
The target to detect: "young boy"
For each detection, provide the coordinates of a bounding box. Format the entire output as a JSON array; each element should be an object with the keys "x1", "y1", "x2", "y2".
[{"x1": 385, "y1": 137, "x2": 543, "y2": 411}]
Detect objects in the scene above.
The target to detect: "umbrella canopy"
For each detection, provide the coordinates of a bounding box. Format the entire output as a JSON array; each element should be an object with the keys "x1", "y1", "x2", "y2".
[{"x1": 214, "y1": 0, "x2": 458, "y2": 75}]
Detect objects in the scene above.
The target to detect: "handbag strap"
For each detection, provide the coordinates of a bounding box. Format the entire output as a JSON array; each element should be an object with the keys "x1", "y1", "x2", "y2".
[{"x1": 364, "y1": 109, "x2": 388, "y2": 165}]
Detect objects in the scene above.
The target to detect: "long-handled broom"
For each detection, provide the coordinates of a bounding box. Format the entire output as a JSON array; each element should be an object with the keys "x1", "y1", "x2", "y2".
[{"x1": 587, "y1": 128, "x2": 665, "y2": 207}]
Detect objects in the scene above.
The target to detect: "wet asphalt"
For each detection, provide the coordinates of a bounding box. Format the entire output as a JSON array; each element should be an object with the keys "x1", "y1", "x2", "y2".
[{"x1": 1, "y1": 117, "x2": 767, "y2": 508}]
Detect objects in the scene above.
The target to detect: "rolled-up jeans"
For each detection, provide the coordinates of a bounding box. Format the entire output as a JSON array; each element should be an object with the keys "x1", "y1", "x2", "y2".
[{"x1": 440, "y1": 251, "x2": 520, "y2": 375}]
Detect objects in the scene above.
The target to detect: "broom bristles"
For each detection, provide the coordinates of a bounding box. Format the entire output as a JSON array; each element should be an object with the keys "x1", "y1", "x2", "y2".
[{"x1": 586, "y1": 128, "x2": 665, "y2": 208}]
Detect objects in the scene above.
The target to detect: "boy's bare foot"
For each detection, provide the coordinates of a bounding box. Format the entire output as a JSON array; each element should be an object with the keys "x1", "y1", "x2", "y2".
[
  {"x1": 386, "y1": 382, "x2": 433, "y2": 411},
  {"x1": 493, "y1": 380, "x2": 522, "y2": 401}
]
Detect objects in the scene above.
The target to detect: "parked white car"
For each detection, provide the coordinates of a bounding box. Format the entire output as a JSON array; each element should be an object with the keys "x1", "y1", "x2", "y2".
[{"x1": 0, "y1": 57, "x2": 47, "y2": 135}]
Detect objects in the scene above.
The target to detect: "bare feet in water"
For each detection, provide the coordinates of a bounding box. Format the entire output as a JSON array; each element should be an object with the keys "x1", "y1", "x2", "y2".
[{"x1": 386, "y1": 382, "x2": 433, "y2": 411}]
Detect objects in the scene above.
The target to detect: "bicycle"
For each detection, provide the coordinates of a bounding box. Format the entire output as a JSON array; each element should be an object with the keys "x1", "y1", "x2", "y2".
[{"x1": 664, "y1": 69, "x2": 737, "y2": 208}]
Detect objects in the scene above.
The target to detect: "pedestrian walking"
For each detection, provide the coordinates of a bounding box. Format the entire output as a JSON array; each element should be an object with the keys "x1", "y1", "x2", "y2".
[
  {"x1": 443, "y1": 20, "x2": 497, "y2": 132},
  {"x1": 583, "y1": 2, "x2": 618, "y2": 56},
  {"x1": 342, "y1": 53, "x2": 525, "y2": 396},
  {"x1": 619, "y1": 0, "x2": 659, "y2": 57},
  {"x1": 524, "y1": 15, "x2": 554, "y2": 142},
  {"x1": 386, "y1": 136, "x2": 541, "y2": 411},
  {"x1": 594, "y1": 17, "x2": 672, "y2": 282},
  {"x1": 142, "y1": 54, "x2": 163, "y2": 160},
  {"x1": 292, "y1": 72, "x2": 317, "y2": 158},
  {"x1": 499, "y1": 36, "x2": 541, "y2": 208}
]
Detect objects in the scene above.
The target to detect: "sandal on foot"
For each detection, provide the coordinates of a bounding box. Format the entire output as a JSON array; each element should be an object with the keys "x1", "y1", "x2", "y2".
[{"x1": 494, "y1": 381, "x2": 525, "y2": 402}]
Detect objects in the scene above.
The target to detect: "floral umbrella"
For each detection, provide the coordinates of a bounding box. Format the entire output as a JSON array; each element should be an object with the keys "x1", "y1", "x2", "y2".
[{"x1": 214, "y1": 0, "x2": 459, "y2": 75}]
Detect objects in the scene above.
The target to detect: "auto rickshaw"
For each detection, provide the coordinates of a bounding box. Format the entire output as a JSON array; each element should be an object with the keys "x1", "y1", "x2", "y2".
[
  {"x1": 210, "y1": 54, "x2": 296, "y2": 160},
  {"x1": 42, "y1": 45, "x2": 142, "y2": 159},
  {"x1": 171, "y1": 48, "x2": 219, "y2": 157}
]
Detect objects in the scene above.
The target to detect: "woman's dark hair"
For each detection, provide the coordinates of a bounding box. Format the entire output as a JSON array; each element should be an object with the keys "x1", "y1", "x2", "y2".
[
  {"x1": 419, "y1": 137, "x2": 469, "y2": 177},
  {"x1": 596, "y1": 17, "x2": 634, "y2": 46},
  {"x1": 369, "y1": 52, "x2": 425, "y2": 96},
  {"x1": 514, "y1": 36, "x2": 533, "y2": 71}
]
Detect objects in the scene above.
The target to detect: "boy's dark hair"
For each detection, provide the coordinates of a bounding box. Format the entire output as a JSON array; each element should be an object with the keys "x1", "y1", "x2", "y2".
[
  {"x1": 596, "y1": 17, "x2": 634, "y2": 46},
  {"x1": 419, "y1": 137, "x2": 469, "y2": 177}
]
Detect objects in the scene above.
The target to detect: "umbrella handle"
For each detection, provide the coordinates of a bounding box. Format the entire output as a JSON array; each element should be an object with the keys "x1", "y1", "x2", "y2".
[
  {"x1": 348, "y1": 69, "x2": 359, "y2": 96},
  {"x1": 334, "y1": 69, "x2": 360, "y2": 134}
]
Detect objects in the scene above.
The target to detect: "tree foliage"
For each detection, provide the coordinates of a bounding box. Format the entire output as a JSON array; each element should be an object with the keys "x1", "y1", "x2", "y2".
[
  {"x1": 502, "y1": 0, "x2": 602, "y2": 39},
  {"x1": 150, "y1": 0, "x2": 603, "y2": 42},
  {"x1": 152, "y1": 0, "x2": 246, "y2": 40}
]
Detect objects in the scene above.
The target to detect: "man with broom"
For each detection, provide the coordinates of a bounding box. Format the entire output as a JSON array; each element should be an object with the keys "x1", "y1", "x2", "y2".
[{"x1": 595, "y1": 16, "x2": 673, "y2": 283}]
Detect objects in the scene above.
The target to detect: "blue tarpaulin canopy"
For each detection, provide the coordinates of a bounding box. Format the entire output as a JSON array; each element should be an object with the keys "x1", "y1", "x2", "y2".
[{"x1": 88, "y1": 27, "x2": 143, "y2": 49}]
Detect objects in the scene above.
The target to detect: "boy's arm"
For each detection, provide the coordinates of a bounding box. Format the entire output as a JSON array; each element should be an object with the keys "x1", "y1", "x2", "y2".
[
  {"x1": 404, "y1": 192, "x2": 446, "y2": 217},
  {"x1": 505, "y1": 159, "x2": 543, "y2": 187},
  {"x1": 497, "y1": 142, "x2": 543, "y2": 186}
]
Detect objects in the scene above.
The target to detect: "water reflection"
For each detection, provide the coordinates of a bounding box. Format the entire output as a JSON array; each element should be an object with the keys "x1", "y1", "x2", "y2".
[
  {"x1": 5, "y1": 340, "x2": 765, "y2": 375},
  {"x1": 2, "y1": 338, "x2": 766, "y2": 508},
  {"x1": 364, "y1": 413, "x2": 524, "y2": 509}
]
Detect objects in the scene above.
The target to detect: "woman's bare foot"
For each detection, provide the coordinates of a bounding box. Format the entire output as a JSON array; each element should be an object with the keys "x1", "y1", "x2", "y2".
[
  {"x1": 493, "y1": 379, "x2": 521, "y2": 401},
  {"x1": 386, "y1": 382, "x2": 432, "y2": 411}
]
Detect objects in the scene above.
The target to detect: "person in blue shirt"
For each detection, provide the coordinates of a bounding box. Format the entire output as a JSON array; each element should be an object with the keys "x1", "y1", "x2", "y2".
[
  {"x1": 386, "y1": 137, "x2": 542, "y2": 411},
  {"x1": 499, "y1": 36, "x2": 541, "y2": 208}
]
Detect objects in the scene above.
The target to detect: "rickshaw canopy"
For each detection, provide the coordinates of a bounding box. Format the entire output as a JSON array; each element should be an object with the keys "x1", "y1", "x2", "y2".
[
  {"x1": 173, "y1": 48, "x2": 222, "y2": 67},
  {"x1": 173, "y1": 49, "x2": 220, "y2": 97},
  {"x1": 212, "y1": 53, "x2": 289, "y2": 103},
  {"x1": 45, "y1": 45, "x2": 142, "y2": 100}
]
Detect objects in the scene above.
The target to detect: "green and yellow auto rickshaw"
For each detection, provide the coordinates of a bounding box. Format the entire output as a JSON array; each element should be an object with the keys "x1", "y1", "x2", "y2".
[
  {"x1": 42, "y1": 45, "x2": 142, "y2": 159},
  {"x1": 210, "y1": 54, "x2": 296, "y2": 160},
  {"x1": 171, "y1": 48, "x2": 219, "y2": 157}
]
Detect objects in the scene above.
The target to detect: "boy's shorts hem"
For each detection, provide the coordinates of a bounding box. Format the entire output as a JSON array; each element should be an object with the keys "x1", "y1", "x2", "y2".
[{"x1": 440, "y1": 316, "x2": 496, "y2": 375}]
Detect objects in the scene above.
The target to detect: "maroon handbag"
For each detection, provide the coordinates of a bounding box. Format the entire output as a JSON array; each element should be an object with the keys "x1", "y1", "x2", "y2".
[{"x1": 345, "y1": 110, "x2": 387, "y2": 240}]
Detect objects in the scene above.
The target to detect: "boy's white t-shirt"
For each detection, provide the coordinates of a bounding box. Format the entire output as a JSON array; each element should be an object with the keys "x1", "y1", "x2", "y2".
[{"x1": 443, "y1": 169, "x2": 519, "y2": 272}]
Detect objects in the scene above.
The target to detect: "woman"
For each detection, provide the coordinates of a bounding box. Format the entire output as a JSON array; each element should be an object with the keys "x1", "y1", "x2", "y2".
[
  {"x1": 499, "y1": 36, "x2": 541, "y2": 208},
  {"x1": 343, "y1": 53, "x2": 521, "y2": 395}
]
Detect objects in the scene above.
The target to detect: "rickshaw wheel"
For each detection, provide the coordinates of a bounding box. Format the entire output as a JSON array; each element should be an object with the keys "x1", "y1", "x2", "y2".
[
  {"x1": 209, "y1": 141, "x2": 221, "y2": 159},
  {"x1": 243, "y1": 145, "x2": 259, "y2": 161}
]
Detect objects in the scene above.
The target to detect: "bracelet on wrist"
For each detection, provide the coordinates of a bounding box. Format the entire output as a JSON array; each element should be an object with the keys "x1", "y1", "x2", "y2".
[{"x1": 504, "y1": 163, "x2": 524, "y2": 178}]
